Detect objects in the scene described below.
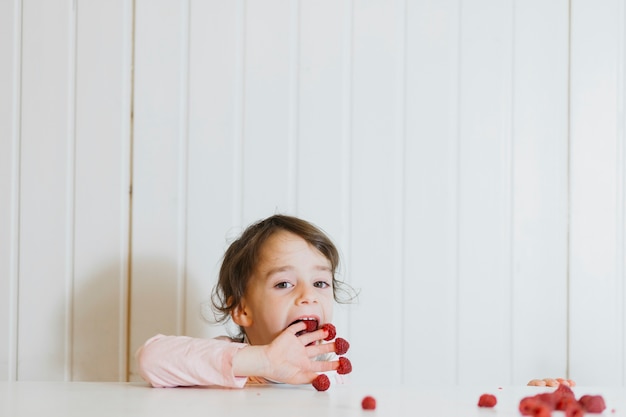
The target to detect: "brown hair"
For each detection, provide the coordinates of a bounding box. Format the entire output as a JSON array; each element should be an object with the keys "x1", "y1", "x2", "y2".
[{"x1": 211, "y1": 214, "x2": 355, "y2": 329}]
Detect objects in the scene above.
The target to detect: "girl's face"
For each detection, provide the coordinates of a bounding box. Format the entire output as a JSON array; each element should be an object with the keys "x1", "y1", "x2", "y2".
[{"x1": 233, "y1": 230, "x2": 335, "y2": 346}]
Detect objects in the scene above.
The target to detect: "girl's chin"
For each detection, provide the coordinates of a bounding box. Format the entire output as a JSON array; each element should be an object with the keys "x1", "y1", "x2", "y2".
[{"x1": 245, "y1": 330, "x2": 280, "y2": 346}]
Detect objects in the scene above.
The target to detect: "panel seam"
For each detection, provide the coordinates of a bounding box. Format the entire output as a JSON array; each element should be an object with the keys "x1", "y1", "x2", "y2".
[
  {"x1": 124, "y1": 0, "x2": 136, "y2": 382},
  {"x1": 9, "y1": 0, "x2": 24, "y2": 383},
  {"x1": 565, "y1": 0, "x2": 572, "y2": 381},
  {"x1": 64, "y1": 0, "x2": 78, "y2": 382}
]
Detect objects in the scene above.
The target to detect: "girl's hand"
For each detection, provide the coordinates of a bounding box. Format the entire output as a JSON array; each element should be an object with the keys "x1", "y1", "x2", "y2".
[
  {"x1": 232, "y1": 321, "x2": 338, "y2": 384},
  {"x1": 527, "y1": 378, "x2": 576, "y2": 387}
]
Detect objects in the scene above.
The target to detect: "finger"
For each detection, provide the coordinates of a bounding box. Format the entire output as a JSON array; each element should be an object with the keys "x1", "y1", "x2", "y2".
[
  {"x1": 567, "y1": 379, "x2": 576, "y2": 387},
  {"x1": 527, "y1": 379, "x2": 546, "y2": 386},
  {"x1": 285, "y1": 321, "x2": 308, "y2": 335},
  {"x1": 544, "y1": 378, "x2": 558, "y2": 387},
  {"x1": 556, "y1": 378, "x2": 570, "y2": 387},
  {"x1": 305, "y1": 341, "x2": 336, "y2": 358},
  {"x1": 310, "y1": 360, "x2": 339, "y2": 373},
  {"x1": 305, "y1": 371, "x2": 321, "y2": 384},
  {"x1": 286, "y1": 371, "x2": 321, "y2": 385},
  {"x1": 297, "y1": 329, "x2": 327, "y2": 346}
]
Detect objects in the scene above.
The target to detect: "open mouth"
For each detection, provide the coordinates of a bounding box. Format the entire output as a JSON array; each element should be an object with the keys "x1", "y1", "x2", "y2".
[{"x1": 291, "y1": 318, "x2": 319, "y2": 337}]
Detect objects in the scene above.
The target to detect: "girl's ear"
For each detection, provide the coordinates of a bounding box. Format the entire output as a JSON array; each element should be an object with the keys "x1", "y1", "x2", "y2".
[{"x1": 231, "y1": 300, "x2": 252, "y2": 328}]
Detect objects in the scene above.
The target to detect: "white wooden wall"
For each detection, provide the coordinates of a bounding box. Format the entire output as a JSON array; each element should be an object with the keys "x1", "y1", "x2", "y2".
[{"x1": 1, "y1": 0, "x2": 624, "y2": 387}]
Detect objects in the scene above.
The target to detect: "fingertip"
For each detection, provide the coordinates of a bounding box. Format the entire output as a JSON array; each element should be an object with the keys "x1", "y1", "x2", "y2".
[
  {"x1": 326, "y1": 358, "x2": 340, "y2": 372},
  {"x1": 545, "y1": 378, "x2": 558, "y2": 387},
  {"x1": 307, "y1": 372, "x2": 320, "y2": 383},
  {"x1": 287, "y1": 320, "x2": 307, "y2": 334}
]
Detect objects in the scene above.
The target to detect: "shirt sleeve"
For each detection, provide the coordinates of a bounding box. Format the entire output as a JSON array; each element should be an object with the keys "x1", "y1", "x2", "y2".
[{"x1": 136, "y1": 334, "x2": 249, "y2": 388}]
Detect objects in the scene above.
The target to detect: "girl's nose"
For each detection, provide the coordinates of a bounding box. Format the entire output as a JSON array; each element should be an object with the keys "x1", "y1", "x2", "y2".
[{"x1": 296, "y1": 285, "x2": 318, "y2": 304}]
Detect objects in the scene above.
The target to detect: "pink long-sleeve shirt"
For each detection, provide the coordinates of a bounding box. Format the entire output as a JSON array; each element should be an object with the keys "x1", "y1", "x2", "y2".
[
  {"x1": 136, "y1": 334, "x2": 264, "y2": 388},
  {"x1": 137, "y1": 334, "x2": 342, "y2": 389}
]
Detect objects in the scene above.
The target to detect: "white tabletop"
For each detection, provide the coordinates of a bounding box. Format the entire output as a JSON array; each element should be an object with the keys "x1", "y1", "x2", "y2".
[{"x1": 1, "y1": 382, "x2": 624, "y2": 417}]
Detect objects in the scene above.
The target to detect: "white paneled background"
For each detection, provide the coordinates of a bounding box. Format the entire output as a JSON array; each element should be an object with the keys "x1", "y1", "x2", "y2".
[{"x1": 1, "y1": 0, "x2": 625, "y2": 386}]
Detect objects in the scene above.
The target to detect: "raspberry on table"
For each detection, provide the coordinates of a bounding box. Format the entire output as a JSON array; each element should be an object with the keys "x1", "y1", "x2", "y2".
[
  {"x1": 519, "y1": 387, "x2": 607, "y2": 417},
  {"x1": 533, "y1": 404, "x2": 553, "y2": 417},
  {"x1": 557, "y1": 397, "x2": 579, "y2": 411},
  {"x1": 361, "y1": 396, "x2": 376, "y2": 410},
  {"x1": 566, "y1": 404, "x2": 585, "y2": 417},
  {"x1": 519, "y1": 396, "x2": 543, "y2": 415},
  {"x1": 554, "y1": 383, "x2": 576, "y2": 398},
  {"x1": 477, "y1": 393, "x2": 497, "y2": 407},
  {"x1": 321, "y1": 323, "x2": 336, "y2": 341},
  {"x1": 534, "y1": 393, "x2": 557, "y2": 409},
  {"x1": 578, "y1": 395, "x2": 606, "y2": 413},
  {"x1": 312, "y1": 374, "x2": 330, "y2": 391},
  {"x1": 336, "y1": 357, "x2": 352, "y2": 375},
  {"x1": 334, "y1": 337, "x2": 350, "y2": 355}
]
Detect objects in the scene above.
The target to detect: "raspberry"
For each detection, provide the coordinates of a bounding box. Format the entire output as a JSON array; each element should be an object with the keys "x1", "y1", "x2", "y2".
[
  {"x1": 566, "y1": 403, "x2": 584, "y2": 417},
  {"x1": 578, "y1": 395, "x2": 606, "y2": 413},
  {"x1": 556, "y1": 395, "x2": 578, "y2": 411},
  {"x1": 554, "y1": 382, "x2": 575, "y2": 398},
  {"x1": 553, "y1": 383, "x2": 576, "y2": 411},
  {"x1": 533, "y1": 404, "x2": 553, "y2": 417},
  {"x1": 312, "y1": 374, "x2": 330, "y2": 391},
  {"x1": 477, "y1": 393, "x2": 497, "y2": 408},
  {"x1": 334, "y1": 337, "x2": 350, "y2": 355},
  {"x1": 519, "y1": 397, "x2": 543, "y2": 416},
  {"x1": 293, "y1": 319, "x2": 318, "y2": 336},
  {"x1": 321, "y1": 323, "x2": 336, "y2": 341},
  {"x1": 304, "y1": 320, "x2": 318, "y2": 333},
  {"x1": 361, "y1": 396, "x2": 376, "y2": 410},
  {"x1": 336, "y1": 357, "x2": 352, "y2": 374},
  {"x1": 519, "y1": 386, "x2": 600, "y2": 417},
  {"x1": 534, "y1": 393, "x2": 557, "y2": 409}
]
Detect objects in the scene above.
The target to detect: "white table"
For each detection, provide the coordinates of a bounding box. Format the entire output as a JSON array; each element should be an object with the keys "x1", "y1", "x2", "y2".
[{"x1": 1, "y1": 382, "x2": 624, "y2": 417}]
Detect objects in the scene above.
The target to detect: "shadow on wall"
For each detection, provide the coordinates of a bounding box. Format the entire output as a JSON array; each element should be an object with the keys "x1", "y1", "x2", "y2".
[{"x1": 69, "y1": 257, "x2": 202, "y2": 382}]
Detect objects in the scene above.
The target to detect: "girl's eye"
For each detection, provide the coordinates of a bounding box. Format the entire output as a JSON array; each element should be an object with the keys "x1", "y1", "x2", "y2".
[
  {"x1": 314, "y1": 281, "x2": 330, "y2": 289},
  {"x1": 275, "y1": 282, "x2": 293, "y2": 289}
]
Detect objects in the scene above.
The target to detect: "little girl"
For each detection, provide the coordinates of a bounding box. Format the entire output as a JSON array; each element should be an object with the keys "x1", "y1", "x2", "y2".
[
  {"x1": 137, "y1": 214, "x2": 574, "y2": 388},
  {"x1": 136, "y1": 214, "x2": 355, "y2": 388}
]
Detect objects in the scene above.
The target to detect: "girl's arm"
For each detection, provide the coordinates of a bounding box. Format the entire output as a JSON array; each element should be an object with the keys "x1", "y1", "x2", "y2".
[
  {"x1": 137, "y1": 322, "x2": 339, "y2": 388},
  {"x1": 136, "y1": 334, "x2": 249, "y2": 388}
]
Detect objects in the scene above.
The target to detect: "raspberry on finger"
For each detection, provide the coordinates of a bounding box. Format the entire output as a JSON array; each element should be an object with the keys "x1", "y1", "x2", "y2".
[
  {"x1": 312, "y1": 374, "x2": 330, "y2": 391},
  {"x1": 321, "y1": 323, "x2": 336, "y2": 341},
  {"x1": 334, "y1": 338, "x2": 350, "y2": 355},
  {"x1": 337, "y1": 357, "x2": 352, "y2": 375}
]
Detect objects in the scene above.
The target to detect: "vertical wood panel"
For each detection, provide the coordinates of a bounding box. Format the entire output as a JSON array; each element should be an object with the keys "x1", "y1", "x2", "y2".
[
  {"x1": 242, "y1": 0, "x2": 292, "y2": 221},
  {"x1": 0, "y1": 0, "x2": 20, "y2": 382},
  {"x1": 349, "y1": 0, "x2": 405, "y2": 384},
  {"x1": 18, "y1": 0, "x2": 74, "y2": 380},
  {"x1": 339, "y1": 0, "x2": 354, "y2": 290},
  {"x1": 570, "y1": 0, "x2": 623, "y2": 385},
  {"x1": 511, "y1": 0, "x2": 569, "y2": 384},
  {"x1": 72, "y1": 0, "x2": 132, "y2": 381},
  {"x1": 403, "y1": 0, "x2": 460, "y2": 386},
  {"x1": 457, "y1": 0, "x2": 514, "y2": 385},
  {"x1": 297, "y1": 0, "x2": 351, "y2": 336},
  {"x1": 186, "y1": 0, "x2": 241, "y2": 339},
  {"x1": 129, "y1": 0, "x2": 188, "y2": 381},
  {"x1": 297, "y1": 0, "x2": 346, "y2": 230},
  {"x1": 621, "y1": 0, "x2": 626, "y2": 386}
]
